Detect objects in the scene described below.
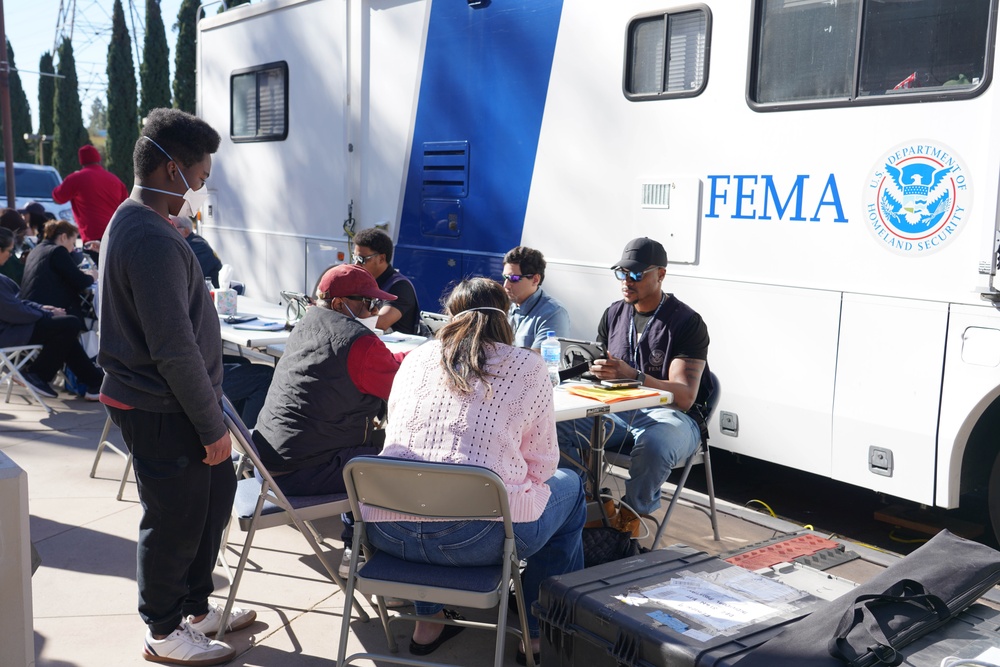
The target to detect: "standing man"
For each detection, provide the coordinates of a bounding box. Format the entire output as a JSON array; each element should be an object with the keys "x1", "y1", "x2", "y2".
[
  {"x1": 99, "y1": 108, "x2": 253, "y2": 666},
  {"x1": 503, "y1": 246, "x2": 570, "y2": 351},
  {"x1": 557, "y1": 237, "x2": 714, "y2": 516},
  {"x1": 52, "y1": 144, "x2": 129, "y2": 244},
  {"x1": 351, "y1": 227, "x2": 422, "y2": 334}
]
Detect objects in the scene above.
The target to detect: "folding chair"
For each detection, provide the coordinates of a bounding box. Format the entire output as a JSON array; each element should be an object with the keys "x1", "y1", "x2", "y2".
[
  {"x1": 337, "y1": 457, "x2": 534, "y2": 667},
  {"x1": 0, "y1": 345, "x2": 52, "y2": 413},
  {"x1": 604, "y1": 371, "x2": 722, "y2": 549},
  {"x1": 216, "y1": 396, "x2": 369, "y2": 641},
  {"x1": 89, "y1": 412, "x2": 133, "y2": 501}
]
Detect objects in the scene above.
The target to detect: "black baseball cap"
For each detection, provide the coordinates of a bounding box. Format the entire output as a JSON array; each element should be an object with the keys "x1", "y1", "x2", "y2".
[{"x1": 612, "y1": 237, "x2": 667, "y2": 272}]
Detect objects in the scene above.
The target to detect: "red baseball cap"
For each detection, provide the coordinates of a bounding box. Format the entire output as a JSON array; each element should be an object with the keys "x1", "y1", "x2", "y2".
[{"x1": 316, "y1": 264, "x2": 397, "y2": 301}]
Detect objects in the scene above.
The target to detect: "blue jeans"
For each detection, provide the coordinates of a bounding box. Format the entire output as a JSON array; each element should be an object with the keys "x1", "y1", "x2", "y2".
[
  {"x1": 367, "y1": 468, "x2": 585, "y2": 637},
  {"x1": 557, "y1": 407, "x2": 701, "y2": 515}
]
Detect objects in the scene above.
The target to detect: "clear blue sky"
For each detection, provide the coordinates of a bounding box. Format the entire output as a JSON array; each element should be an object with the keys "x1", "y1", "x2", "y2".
[{"x1": 6, "y1": 0, "x2": 184, "y2": 130}]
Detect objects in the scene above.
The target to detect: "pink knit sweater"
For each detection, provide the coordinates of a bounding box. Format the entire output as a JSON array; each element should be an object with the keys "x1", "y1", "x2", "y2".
[{"x1": 362, "y1": 340, "x2": 558, "y2": 523}]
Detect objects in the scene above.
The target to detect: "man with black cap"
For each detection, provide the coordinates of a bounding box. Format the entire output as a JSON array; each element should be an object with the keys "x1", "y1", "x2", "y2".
[
  {"x1": 251, "y1": 263, "x2": 406, "y2": 496},
  {"x1": 557, "y1": 237, "x2": 713, "y2": 517},
  {"x1": 51, "y1": 144, "x2": 129, "y2": 244}
]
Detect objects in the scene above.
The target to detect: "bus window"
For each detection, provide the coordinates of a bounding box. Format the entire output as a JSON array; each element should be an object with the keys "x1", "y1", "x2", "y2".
[
  {"x1": 751, "y1": 0, "x2": 992, "y2": 108},
  {"x1": 624, "y1": 7, "x2": 711, "y2": 101}
]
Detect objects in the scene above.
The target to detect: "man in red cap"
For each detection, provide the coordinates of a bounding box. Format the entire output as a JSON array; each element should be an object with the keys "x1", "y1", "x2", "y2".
[
  {"x1": 51, "y1": 145, "x2": 129, "y2": 244},
  {"x1": 251, "y1": 263, "x2": 406, "y2": 496}
]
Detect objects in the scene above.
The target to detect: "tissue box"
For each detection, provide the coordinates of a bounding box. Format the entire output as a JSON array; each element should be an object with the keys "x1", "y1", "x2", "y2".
[{"x1": 213, "y1": 288, "x2": 238, "y2": 316}]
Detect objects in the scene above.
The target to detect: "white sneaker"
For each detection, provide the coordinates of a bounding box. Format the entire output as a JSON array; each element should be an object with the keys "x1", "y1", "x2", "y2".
[
  {"x1": 340, "y1": 547, "x2": 364, "y2": 578},
  {"x1": 143, "y1": 622, "x2": 235, "y2": 665},
  {"x1": 185, "y1": 603, "x2": 257, "y2": 637}
]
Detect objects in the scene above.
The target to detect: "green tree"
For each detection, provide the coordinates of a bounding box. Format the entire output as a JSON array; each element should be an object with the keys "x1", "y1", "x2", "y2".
[
  {"x1": 173, "y1": 0, "x2": 199, "y2": 113},
  {"x1": 140, "y1": 0, "x2": 172, "y2": 118},
  {"x1": 88, "y1": 97, "x2": 108, "y2": 134},
  {"x1": 2, "y1": 41, "x2": 33, "y2": 163},
  {"x1": 53, "y1": 38, "x2": 89, "y2": 178},
  {"x1": 107, "y1": 0, "x2": 138, "y2": 187},
  {"x1": 37, "y1": 52, "x2": 55, "y2": 165}
]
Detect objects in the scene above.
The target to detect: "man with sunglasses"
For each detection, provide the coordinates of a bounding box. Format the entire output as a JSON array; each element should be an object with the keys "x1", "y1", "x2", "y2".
[
  {"x1": 503, "y1": 246, "x2": 570, "y2": 351},
  {"x1": 251, "y1": 264, "x2": 404, "y2": 498},
  {"x1": 557, "y1": 237, "x2": 714, "y2": 517},
  {"x1": 351, "y1": 228, "x2": 423, "y2": 335}
]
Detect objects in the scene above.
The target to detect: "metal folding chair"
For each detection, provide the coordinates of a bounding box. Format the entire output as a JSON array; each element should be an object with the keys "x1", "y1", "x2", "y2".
[
  {"x1": 337, "y1": 457, "x2": 534, "y2": 667},
  {"x1": 89, "y1": 412, "x2": 133, "y2": 501},
  {"x1": 216, "y1": 397, "x2": 369, "y2": 641},
  {"x1": 0, "y1": 345, "x2": 52, "y2": 413},
  {"x1": 604, "y1": 371, "x2": 722, "y2": 549}
]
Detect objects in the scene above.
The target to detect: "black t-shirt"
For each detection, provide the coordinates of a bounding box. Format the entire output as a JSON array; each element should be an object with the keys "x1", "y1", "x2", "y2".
[
  {"x1": 377, "y1": 265, "x2": 419, "y2": 334},
  {"x1": 597, "y1": 297, "x2": 709, "y2": 362}
]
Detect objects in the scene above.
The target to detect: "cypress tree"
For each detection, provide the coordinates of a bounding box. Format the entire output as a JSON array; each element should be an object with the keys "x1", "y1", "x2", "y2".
[
  {"x1": 53, "y1": 38, "x2": 89, "y2": 178},
  {"x1": 37, "y1": 53, "x2": 55, "y2": 165},
  {"x1": 4, "y1": 41, "x2": 33, "y2": 163},
  {"x1": 139, "y1": 0, "x2": 172, "y2": 118},
  {"x1": 173, "y1": 0, "x2": 199, "y2": 113},
  {"x1": 107, "y1": 0, "x2": 138, "y2": 188}
]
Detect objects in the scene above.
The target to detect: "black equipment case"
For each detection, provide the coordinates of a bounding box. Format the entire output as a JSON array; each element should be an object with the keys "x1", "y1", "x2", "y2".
[{"x1": 534, "y1": 545, "x2": 836, "y2": 667}]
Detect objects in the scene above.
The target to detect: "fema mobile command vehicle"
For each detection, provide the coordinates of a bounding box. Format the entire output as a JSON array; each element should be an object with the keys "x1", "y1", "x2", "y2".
[{"x1": 196, "y1": 0, "x2": 1000, "y2": 541}]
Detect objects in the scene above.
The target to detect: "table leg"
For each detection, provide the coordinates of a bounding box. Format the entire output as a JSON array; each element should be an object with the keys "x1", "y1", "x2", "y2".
[{"x1": 588, "y1": 416, "x2": 611, "y2": 527}]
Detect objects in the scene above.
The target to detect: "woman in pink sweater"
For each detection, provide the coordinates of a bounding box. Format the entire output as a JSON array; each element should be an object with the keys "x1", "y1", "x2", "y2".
[{"x1": 363, "y1": 277, "x2": 585, "y2": 662}]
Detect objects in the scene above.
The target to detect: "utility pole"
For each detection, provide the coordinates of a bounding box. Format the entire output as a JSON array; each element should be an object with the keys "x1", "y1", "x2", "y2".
[{"x1": 0, "y1": 0, "x2": 16, "y2": 208}]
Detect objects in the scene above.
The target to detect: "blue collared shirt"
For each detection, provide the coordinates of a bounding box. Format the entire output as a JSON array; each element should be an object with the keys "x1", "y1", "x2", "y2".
[{"x1": 509, "y1": 288, "x2": 570, "y2": 350}]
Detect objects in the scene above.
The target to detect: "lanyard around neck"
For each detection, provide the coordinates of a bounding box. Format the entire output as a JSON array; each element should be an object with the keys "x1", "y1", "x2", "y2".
[{"x1": 628, "y1": 294, "x2": 664, "y2": 368}]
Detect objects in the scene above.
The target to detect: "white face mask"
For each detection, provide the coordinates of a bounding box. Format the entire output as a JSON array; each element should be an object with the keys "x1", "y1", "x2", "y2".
[
  {"x1": 139, "y1": 136, "x2": 209, "y2": 215},
  {"x1": 341, "y1": 301, "x2": 380, "y2": 332}
]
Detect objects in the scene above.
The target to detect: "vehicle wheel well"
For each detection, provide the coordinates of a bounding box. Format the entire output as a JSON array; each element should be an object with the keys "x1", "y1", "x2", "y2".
[{"x1": 961, "y1": 396, "x2": 1000, "y2": 498}]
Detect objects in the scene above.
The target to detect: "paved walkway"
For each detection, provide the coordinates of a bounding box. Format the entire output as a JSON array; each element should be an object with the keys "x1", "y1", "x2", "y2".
[{"x1": 1, "y1": 385, "x2": 847, "y2": 667}]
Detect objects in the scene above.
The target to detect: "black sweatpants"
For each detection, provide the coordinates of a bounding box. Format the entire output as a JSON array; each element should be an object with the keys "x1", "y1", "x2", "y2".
[{"x1": 109, "y1": 405, "x2": 237, "y2": 636}]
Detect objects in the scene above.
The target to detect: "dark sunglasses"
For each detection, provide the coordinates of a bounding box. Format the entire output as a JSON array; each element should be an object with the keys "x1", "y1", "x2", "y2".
[
  {"x1": 344, "y1": 295, "x2": 381, "y2": 311},
  {"x1": 353, "y1": 253, "x2": 380, "y2": 265},
  {"x1": 502, "y1": 273, "x2": 536, "y2": 283},
  {"x1": 613, "y1": 267, "x2": 656, "y2": 282}
]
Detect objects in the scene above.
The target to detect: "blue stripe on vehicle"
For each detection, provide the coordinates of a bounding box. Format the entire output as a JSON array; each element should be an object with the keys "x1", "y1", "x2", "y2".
[{"x1": 395, "y1": 0, "x2": 564, "y2": 310}]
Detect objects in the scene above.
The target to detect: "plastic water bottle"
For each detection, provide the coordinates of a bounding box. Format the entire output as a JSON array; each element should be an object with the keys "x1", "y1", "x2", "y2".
[{"x1": 540, "y1": 332, "x2": 561, "y2": 387}]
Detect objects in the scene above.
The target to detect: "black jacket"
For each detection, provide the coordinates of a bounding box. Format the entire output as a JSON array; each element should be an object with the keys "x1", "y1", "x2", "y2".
[{"x1": 21, "y1": 240, "x2": 94, "y2": 320}]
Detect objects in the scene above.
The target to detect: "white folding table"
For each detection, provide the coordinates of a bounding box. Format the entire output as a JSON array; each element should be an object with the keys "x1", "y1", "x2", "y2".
[{"x1": 553, "y1": 383, "x2": 674, "y2": 519}]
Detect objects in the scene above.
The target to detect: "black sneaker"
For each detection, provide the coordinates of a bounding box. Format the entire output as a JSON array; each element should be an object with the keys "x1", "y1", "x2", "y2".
[{"x1": 21, "y1": 372, "x2": 58, "y2": 399}]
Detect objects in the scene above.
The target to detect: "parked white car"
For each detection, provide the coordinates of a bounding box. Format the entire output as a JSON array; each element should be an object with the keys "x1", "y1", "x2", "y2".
[{"x1": 0, "y1": 162, "x2": 74, "y2": 222}]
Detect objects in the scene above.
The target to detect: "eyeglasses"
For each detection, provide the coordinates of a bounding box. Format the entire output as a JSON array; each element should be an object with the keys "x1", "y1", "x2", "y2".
[
  {"x1": 344, "y1": 295, "x2": 381, "y2": 311},
  {"x1": 353, "y1": 253, "x2": 380, "y2": 265},
  {"x1": 502, "y1": 273, "x2": 536, "y2": 283},
  {"x1": 614, "y1": 267, "x2": 657, "y2": 282}
]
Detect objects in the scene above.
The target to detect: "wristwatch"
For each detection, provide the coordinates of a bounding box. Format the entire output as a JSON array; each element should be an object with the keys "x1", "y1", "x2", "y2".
[{"x1": 635, "y1": 370, "x2": 646, "y2": 385}]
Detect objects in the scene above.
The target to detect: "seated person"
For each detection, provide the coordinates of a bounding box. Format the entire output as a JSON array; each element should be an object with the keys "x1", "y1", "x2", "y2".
[
  {"x1": 503, "y1": 245, "x2": 570, "y2": 351},
  {"x1": 351, "y1": 227, "x2": 422, "y2": 334},
  {"x1": 221, "y1": 356, "x2": 273, "y2": 429},
  {"x1": 362, "y1": 276, "x2": 585, "y2": 662},
  {"x1": 557, "y1": 237, "x2": 714, "y2": 517},
  {"x1": 170, "y1": 214, "x2": 223, "y2": 287},
  {"x1": 251, "y1": 264, "x2": 404, "y2": 495},
  {"x1": 21, "y1": 219, "x2": 98, "y2": 325},
  {"x1": 19, "y1": 201, "x2": 49, "y2": 245},
  {"x1": 0, "y1": 227, "x2": 103, "y2": 399},
  {"x1": 0, "y1": 208, "x2": 29, "y2": 284}
]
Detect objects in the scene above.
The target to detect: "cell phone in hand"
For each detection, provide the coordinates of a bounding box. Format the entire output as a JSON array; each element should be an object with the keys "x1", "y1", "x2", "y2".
[{"x1": 600, "y1": 379, "x2": 642, "y2": 389}]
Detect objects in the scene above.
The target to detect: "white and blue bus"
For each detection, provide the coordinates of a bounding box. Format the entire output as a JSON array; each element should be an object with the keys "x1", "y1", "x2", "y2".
[{"x1": 198, "y1": 0, "x2": 1000, "y2": 541}]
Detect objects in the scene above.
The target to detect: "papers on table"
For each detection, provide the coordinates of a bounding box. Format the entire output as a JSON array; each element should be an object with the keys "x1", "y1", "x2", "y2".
[
  {"x1": 564, "y1": 384, "x2": 661, "y2": 404},
  {"x1": 232, "y1": 320, "x2": 286, "y2": 331}
]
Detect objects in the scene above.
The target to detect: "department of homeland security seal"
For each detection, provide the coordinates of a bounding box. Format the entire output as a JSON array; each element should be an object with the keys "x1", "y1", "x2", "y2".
[{"x1": 863, "y1": 141, "x2": 971, "y2": 256}]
